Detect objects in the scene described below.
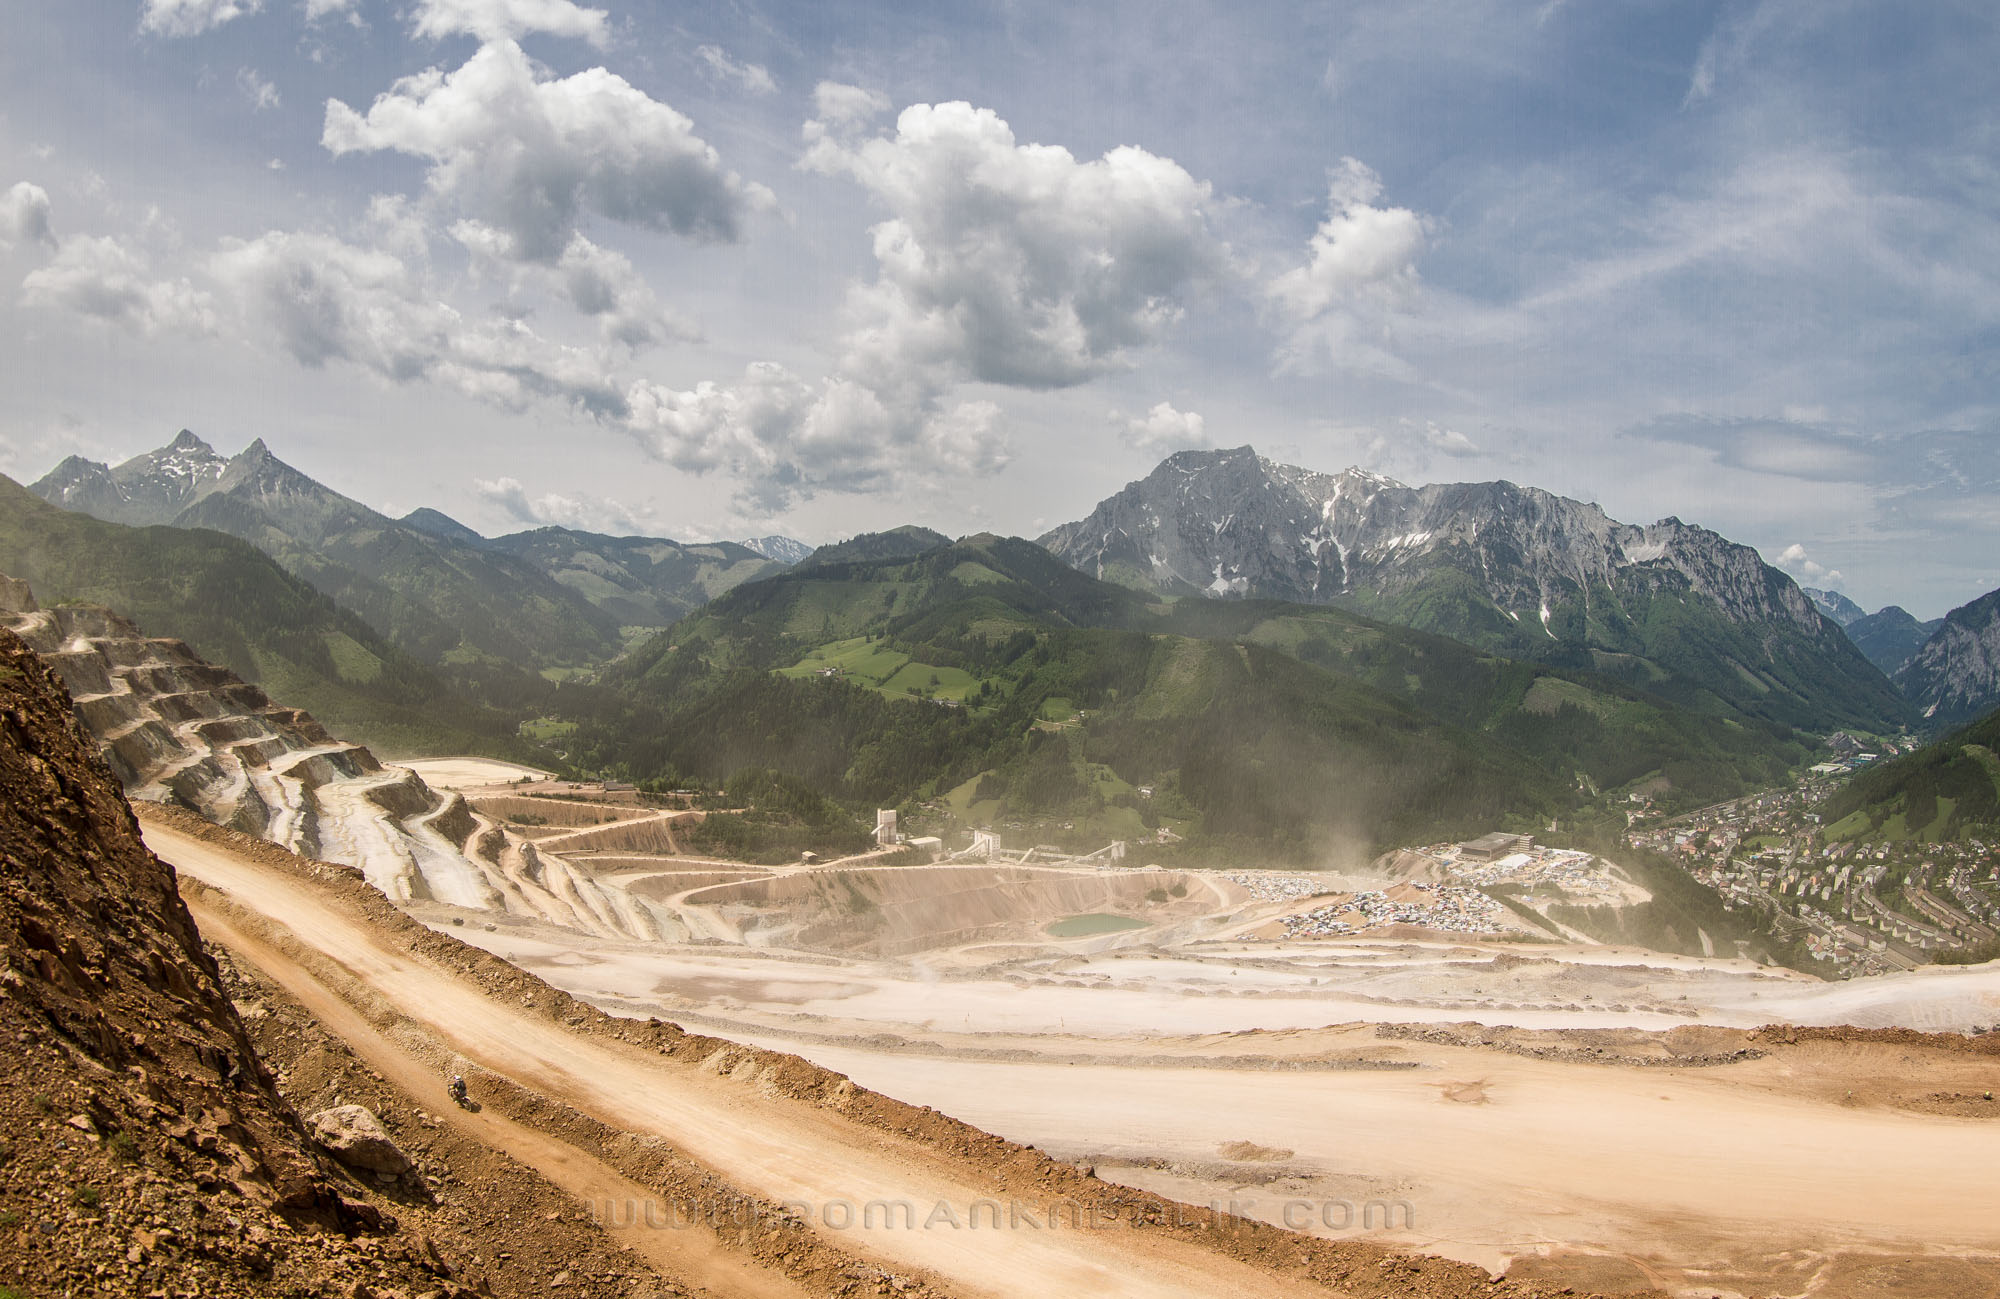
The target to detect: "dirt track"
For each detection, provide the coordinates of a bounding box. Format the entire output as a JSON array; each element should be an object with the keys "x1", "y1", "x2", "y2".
[
  {"x1": 150, "y1": 818, "x2": 1543, "y2": 1299},
  {"x1": 186, "y1": 897, "x2": 809, "y2": 1299}
]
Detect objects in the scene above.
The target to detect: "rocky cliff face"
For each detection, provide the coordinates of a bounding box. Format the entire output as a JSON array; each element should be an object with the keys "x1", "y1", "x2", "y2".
[
  {"x1": 1039, "y1": 446, "x2": 1906, "y2": 731},
  {"x1": 0, "y1": 625, "x2": 478, "y2": 1294},
  {"x1": 1042, "y1": 446, "x2": 1822, "y2": 632},
  {"x1": 1897, "y1": 587, "x2": 2000, "y2": 726}
]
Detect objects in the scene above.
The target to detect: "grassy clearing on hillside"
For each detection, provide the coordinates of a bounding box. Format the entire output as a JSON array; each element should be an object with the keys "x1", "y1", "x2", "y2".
[
  {"x1": 1520, "y1": 676, "x2": 1615, "y2": 718},
  {"x1": 882, "y1": 662, "x2": 979, "y2": 698},
  {"x1": 781, "y1": 637, "x2": 990, "y2": 703},
  {"x1": 781, "y1": 636, "x2": 909, "y2": 681},
  {"x1": 322, "y1": 631, "x2": 382, "y2": 683}
]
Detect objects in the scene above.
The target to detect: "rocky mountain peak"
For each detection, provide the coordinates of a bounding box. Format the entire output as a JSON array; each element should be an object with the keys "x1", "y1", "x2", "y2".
[
  {"x1": 28, "y1": 429, "x2": 229, "y2": 526},
  {"x1": 1038, "y1": 445, "x2": 1903, "y2": 731},
  {"x1": 1896, "y1": 586, "x2": 2000, "y2": 725},
  {"x1": 1804, "y1": 586, "x2": 1867, "y2": 627},
  {"x1": 740, "y1": 534, "x2": 812, "y2": 565}
]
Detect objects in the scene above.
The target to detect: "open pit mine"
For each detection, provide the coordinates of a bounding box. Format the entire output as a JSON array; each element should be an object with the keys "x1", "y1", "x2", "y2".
[{"x1": 8, "y1": 572, "x2": 2000, "y2": 1299}]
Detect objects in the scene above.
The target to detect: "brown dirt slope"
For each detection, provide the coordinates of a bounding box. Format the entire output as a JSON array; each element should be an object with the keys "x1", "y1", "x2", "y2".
[
  {"x1": 0, "y1": 627, "x2": 452, "y2": 1295},
  {"x1": 0, "y1": 628, "x2": 710, "y2": 1299}
]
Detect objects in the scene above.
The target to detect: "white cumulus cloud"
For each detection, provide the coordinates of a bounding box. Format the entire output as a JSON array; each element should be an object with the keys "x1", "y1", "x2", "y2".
[
  {"x1": 1116, "y1": 402, "x2": 1211, "y2": 459},
  {"x1": 451, "y1": 219, "x2": 694, "y2": 350},
  {"x1": 1414, "y1": 418, "x2": 1478, "y2": 457},
  {"x1": 1775, "y1": 542, "x2": 1844, "y2": 588},
  {"x1": 21, "y1": 234, "x2": 215, "y2": 335},
  {"x1": 140, "y1": 0, "x2": 263, "y2": 37},
  {"x1": 615, "y1": 97, "x2": 1220, "y2": 510},
  {"x1": 804, "y1": 100, "x2": 1223, "y2": 390},
  {"x1": 803, "y1": 81, "x2": 889, "y2": 139},
  {"x1": 623, "y1": 363, "x2": 1007, "y2": 512},
  {"x1": 1269, "y1": 157, "x2": 1428, "y2": 376},
  {"x1": 0, "y1": 182, "x2": 55, "y2": 250},
  {"x1": 409, "y1": 0, "x2": 608, "y2": 46},
  {"x1": 210, "y1": 227, "x2": 623, "y2": 414},
  {"x1": 474, "y1": 475, "x2": 653, "y2": 532},
  {"x1": 323, "y1": 41, "x2": 770, "y2": 263}
]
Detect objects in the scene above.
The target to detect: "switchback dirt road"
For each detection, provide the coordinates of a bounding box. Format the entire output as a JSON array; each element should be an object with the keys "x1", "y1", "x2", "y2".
[{"x1": 149, "y1": 818, "x2": 1493, "y2": 1299}]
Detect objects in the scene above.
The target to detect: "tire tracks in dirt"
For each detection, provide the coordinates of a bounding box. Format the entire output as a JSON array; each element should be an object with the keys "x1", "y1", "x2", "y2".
[
  {"x1": 185, "y1": 893, "x2": 811, "y2": 1299},
  {"x1": 149, "y1": 820, "x2": 1360, "y2": 1299}
]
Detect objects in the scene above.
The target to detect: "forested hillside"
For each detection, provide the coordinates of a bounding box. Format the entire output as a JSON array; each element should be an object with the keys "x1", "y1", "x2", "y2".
[
  {"x1": 556, "y1": 532, "x2": 1822, "y2": 861},
  {"x1": 0, "y1": 474, "x2": 527, "y2": 757}
]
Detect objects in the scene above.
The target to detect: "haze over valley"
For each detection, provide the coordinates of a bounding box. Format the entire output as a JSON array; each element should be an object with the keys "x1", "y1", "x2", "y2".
[{"x1": 5, "y1": 4, "x2": 2000, "y2": 1298}]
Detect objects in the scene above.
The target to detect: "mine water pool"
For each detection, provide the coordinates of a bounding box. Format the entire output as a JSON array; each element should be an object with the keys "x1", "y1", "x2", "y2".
[{"x1": 1046, "y1": 913, "x2": 1150, "y2": 938}]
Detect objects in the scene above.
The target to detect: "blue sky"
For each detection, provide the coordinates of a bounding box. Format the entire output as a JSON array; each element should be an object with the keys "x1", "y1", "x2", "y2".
[{"x1": 1, "y1": 0, "x2": 1995, "y2": 616}]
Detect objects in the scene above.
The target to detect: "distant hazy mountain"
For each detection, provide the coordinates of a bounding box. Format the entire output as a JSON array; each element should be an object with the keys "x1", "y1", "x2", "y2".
[
  {"x1": 1844, "y1": 605, "x2": 1943, "y2": 677},
  {"x1": 1804, "y1": 587, "x2": 1866, "y2": 627},
  {"x1": 1039, "y1": 446, "x2": 1906, "y2": 733},
  {"x1": 740, "y1": 535, "x2": 812, "y2": 565},
  {"x1": 1896, "y1": 587, "x2": 2000, "y2": 726},
  {"x1": 399, "y1": 506, "x2": 489, "y2": 548},
  {"x1": 483, "y1": 527, "x2": 783, "y2": 627},
  {"x1": 32, "y1": 432, "x2": 619, "y2": 669},
  {"x1": 394, "y1": 509, "x2": 792, "y2": 625}
]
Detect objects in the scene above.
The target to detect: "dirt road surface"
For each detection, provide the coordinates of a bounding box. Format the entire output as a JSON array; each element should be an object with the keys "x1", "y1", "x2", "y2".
[{"x1": 149, "y1": 821, "x2": 1358, "y2": 1299}]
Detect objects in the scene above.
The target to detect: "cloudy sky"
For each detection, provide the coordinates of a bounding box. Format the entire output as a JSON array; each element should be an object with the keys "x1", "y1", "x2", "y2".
[{"x1": 2, "y1": 1, "x2": 1995, "y2": 616}]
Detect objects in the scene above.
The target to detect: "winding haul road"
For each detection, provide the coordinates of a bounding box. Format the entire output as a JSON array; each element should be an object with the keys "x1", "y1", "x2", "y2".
[{"x1": 146, "y1": 820, "x2": 1349, "y2": 1299}]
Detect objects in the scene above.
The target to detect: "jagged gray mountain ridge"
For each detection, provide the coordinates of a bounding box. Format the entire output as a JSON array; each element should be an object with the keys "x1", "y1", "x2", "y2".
[
  {"x1": 1895, "y1": 587, "x2": 2000, "y2": 726},
  {"x1": 1804, "y1": 587, "x2": 1867, "y2": 627},
  {"x1": 32, "y1": 432, "x2": 798, "y2": 664},
  {"x1": 32, "y1": 433, "x2": 620, "y2": 668},
  {"x1": 35, "y1": 428, "x2": 230, "y2": 525},
  {"x1": 1038, "y1": 446, "x2": 1907, "y2": 732}
]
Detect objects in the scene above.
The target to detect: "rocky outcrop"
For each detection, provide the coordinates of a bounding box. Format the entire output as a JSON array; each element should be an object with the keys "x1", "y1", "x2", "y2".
[
  {"x1": 0, "y1": 627, "x2": 331, "y2": 1199},
  {"x1": 306, "y1": 1105, "x2": 416, "y2": 1178},
  {"x1": 1039, "y1": 446, "x2": 1907, "y2": 731},
  {"x1": 1897, "y1": 587, "x2": 2000, "y2": 726}
]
